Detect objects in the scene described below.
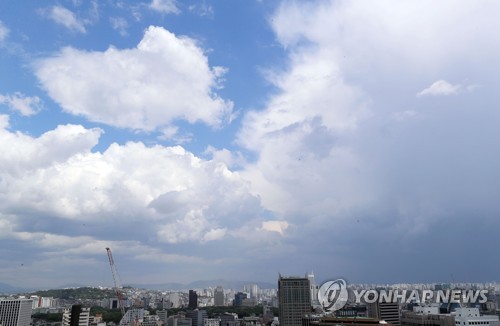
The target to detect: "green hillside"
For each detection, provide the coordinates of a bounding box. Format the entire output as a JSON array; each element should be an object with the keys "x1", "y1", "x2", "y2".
[{"x1": 32, "y1": 287, "x2": 116, "y2": 300}]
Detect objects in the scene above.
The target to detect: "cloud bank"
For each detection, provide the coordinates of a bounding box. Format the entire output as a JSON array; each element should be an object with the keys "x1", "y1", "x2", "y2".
[
  {"x1": 235, "y1": 0, "x2": 500, "y2": 281},
  {"x1": 0, "y1": 116, "x2": 286, "y2": 286}
]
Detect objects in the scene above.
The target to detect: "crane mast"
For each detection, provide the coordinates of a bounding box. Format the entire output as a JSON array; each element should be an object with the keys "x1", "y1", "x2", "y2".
[{"x1": 106, "y1": 247, "x2": 126, "y2": 317}]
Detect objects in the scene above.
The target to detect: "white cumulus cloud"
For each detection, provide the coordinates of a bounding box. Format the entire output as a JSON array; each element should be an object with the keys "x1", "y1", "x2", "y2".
[
  {"x1": 149, "y1": 0, "x2": 179, "y2": 14},
  {"x1": 417, "y1": 80, "x2": 460, "y2": 97},
  {"x1": 0, "y1": 92, "x2": 43, "y2": 116},
  {"x1": 416, "y1": 80, "x2": 478, "y2": 97},
  {"x1": 35, "y1": 26, "x2": 233, "y2": 132},
  {"x1": 46, "y1": 5, "x2": 86, "y2": 33},
  {"x1": 0, "y1": 122, "x2": 264, "y2": 245}
]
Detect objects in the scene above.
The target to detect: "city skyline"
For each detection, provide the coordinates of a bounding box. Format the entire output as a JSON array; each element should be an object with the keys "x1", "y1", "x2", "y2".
[
  {"x1": 4, "y1": 278, "x2": 500, "y2": 295},
  {"x1": 1, "y1": 1, "x2": 500, "y2": 288}
]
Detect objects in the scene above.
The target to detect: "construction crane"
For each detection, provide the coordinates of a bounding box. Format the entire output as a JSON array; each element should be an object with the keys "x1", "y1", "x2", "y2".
[{"x1": 106, "y1": 247, "x2": 126, "y2": 317}]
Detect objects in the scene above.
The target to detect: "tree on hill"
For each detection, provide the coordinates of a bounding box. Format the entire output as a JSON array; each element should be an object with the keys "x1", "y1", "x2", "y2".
[{"x1": 31, "y1": 287, "x2": 116, "y2": 300}]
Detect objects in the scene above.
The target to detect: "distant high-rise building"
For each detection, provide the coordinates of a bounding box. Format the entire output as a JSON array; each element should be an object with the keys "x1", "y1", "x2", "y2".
[
  {"x1": 109, "y1": 298, "x2": 119, "y2": 310},
  {"x1": 189, "y1": 291, "x2": 198, "y2": 310},
  {"x1": 0, "y1": 299, "x2": 33, "y2": 326},
  {"x1": 250, "y1": 285, "x2": 259, "y2": 301},
  {"x1": 214, "y1": 287, "x2": 224, "y2": 306},
  {"x1": 142, "y1": 297, "x2": 150, "y2": 309},
  {"x1": 278, "y1": 275, "x2": 311, "y2": 326},
  {"x1": 232, "y1": 292, "x2": 247, "y2": 307},
  {"x1": 62, "y1": 305, "x2": 90, "y2": 326},
  {"x1": 306, "y1": 272, "x2": 319, "y2": 306}
]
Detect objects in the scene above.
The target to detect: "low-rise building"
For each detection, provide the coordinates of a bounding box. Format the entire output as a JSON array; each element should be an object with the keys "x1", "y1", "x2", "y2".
[
  {"x1": 454, "y1": 308, "x2": 499, "y2": 326},
  {"x1": 62, "y1": 305, "x2": 90, "y2": 326}
]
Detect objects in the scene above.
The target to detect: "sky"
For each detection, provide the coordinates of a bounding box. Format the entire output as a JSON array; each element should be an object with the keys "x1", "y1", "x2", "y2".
[{"x1": 1, "y1": 0, "x2": 500, "y2": 289}]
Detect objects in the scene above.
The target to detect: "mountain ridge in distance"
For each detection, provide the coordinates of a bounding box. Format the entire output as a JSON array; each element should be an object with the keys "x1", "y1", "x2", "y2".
[
  {"x1": 0, "y1": 279, "x2": 277, "y2": 294},
  {"x1": 0, "y1": 282, "x2": 32, "y2": 294}
]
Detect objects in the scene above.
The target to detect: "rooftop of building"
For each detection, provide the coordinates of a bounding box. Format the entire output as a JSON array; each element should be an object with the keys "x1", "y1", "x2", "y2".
[{"x1": 313, "y1": 316, "x2": 390, "y2": 326}]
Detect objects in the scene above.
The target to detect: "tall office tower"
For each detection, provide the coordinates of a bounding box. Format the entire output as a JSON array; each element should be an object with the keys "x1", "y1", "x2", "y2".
[
  {"x1": 249, "y1": 285, "x2": 259, "y2": 301},
  {"x1": 278, "y1": 275, "x2": 311, "y2": 326},
  {"x1": 186, "y1": 310, "x2": 208, "y2": 326},
  {"x1": 366, "y1": 302, "x2": 400, "y2": 326},
  {"x1": 232, "y1": 292, "x2": 247, "y2": 307},
  {"x1": 109, "y1": 298, "x2": 120, "y2": 309},
  {"x1": 0, "y1": 299, "x2": 33, "y2": 326},
  {"x1": 62, "y1": 305, "x2": 91, "y2": 326},
  {"x1": 306, "y1": 272, "x2": 319, "y2": 306},
  {"x1": 214, "y1": 287, "x2": 224, "y2": 306},
  {"x1": 188, "y1": 291, "x2": 198, "y2": 310},
  {"x1": 142, "y1": 297, "x2": 150, "y2": 309}
]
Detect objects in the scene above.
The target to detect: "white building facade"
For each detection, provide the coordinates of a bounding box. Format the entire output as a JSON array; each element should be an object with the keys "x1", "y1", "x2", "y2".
[
  {"x1": 0, "y1": 299, "x2": 33, "y2": 326},
  {"x1": 454, "y1": 308, "x2": 499, "y2": 326}
]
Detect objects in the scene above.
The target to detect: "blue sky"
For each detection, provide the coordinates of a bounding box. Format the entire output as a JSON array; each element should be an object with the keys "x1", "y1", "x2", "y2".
[{"x1": 1, "y1": 0, "x2": 500, "y2": 289}]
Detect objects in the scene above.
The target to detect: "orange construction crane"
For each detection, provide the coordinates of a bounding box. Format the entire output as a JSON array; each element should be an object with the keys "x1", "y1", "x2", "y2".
[{"x1": 106, "y1": 247, "x2": 126, "y2": 317}]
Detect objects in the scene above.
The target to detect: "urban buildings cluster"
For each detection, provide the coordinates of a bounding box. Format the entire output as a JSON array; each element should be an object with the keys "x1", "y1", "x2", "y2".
[
  {"x1": 2, "y1": 273, "x2": 500, "y2": 326},
  {"x1": 278, "y1": 273, "x2": 500, "y2": 326},
  {"x1": 0, "y1": 283, "x2": 276, "y2": 326}
]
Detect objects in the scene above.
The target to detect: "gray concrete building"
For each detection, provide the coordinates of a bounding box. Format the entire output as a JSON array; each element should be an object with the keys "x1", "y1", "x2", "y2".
[{"x1": 278, "y1": 275, "x2": 311, "y2": 326}]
